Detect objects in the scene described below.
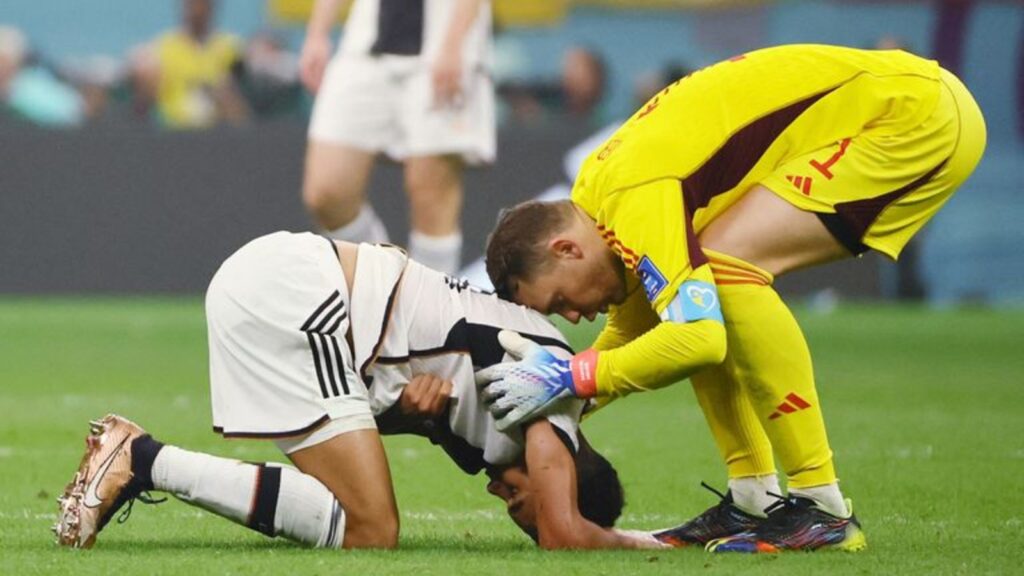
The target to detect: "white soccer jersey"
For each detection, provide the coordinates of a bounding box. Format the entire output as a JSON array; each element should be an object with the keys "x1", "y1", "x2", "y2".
[
  {"x1": 339, "y1": 0, "x2": 492, "y2": 67},
  {"x1": 208, "y1": 235, "x2": 577, "y2": 470},
  {"x1": 353, "y1": 248, "x2": 583, "y2": 472}
]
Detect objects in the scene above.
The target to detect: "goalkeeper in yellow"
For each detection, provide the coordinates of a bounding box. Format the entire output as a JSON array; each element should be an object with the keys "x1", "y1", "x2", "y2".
[{"x1": 476, "y1": 44, "x2": 986, "y2": 553}]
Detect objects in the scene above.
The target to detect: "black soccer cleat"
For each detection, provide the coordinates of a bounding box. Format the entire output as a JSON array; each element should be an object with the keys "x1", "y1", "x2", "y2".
[{"x1": 653, "y1": 482, "x2": 765, "y2": 548}]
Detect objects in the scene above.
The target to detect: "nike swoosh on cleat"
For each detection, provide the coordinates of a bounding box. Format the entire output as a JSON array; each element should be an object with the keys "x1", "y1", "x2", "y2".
[{"x1": 82, "y1": 436, "x2": 129, "y2": 509}]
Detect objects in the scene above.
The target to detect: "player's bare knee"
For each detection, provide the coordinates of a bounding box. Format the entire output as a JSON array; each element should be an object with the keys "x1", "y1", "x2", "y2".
[
  {"x1": 405, "y1": 165, "x2": 462, "y2": 235},
  {"x1": 302, "y1": 180, "x2": 363, "y2": 228},
  {"x1": 344, "y1": 513, "x2": 399, "y2": 549},
  {"x1": 404, "y1": 157, "x2": 461, "y2": 200},
  {"x1": 404, "y1": 175, "x2": 443, "y2": 208},
  {"x1": 302, "y1": 179, "x2": 335, "y2": 212}
]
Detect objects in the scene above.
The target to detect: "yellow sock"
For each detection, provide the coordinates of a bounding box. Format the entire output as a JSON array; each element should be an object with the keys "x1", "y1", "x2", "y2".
[
  {"x1": 691, "y1": 364, "x2": 776, "y2": 480},
  {"x1": 706, "y1": 249, "x2": 837, "y2": 489}
]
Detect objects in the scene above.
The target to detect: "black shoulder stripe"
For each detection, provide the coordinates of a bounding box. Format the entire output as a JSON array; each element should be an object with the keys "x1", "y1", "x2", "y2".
[
  {"x1": 317, "y1": 333, "x2": 341, "y2": 397},
  {"x1": 324, "y1": 310, "x2": 348, "y2": 336},
  {"x1": 329, "y1": 336, "x2": 351, "y2": 395},
  {"x1": 301, "y1": 290, "x2": 341, "y2": 331},
  {"x1": 311, "y1": 299, "x2": 346, "y2": 334},
  {"x1": 306, "y1": 333, "x2": 330, "y2": 399}
]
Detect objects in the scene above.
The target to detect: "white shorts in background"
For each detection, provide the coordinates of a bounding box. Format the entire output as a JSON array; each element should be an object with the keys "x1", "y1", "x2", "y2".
[
  {"x1": 308, "y1": 54, "x2": 496, "y2": 165},
  {"x1": 206, "y1": 231, "x2": 375, "y2": 439}
]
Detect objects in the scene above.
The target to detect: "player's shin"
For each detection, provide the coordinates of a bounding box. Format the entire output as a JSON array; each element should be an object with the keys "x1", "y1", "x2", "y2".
[{"x1": 148, "y1": 443, "x2": 346, "y2": 547}]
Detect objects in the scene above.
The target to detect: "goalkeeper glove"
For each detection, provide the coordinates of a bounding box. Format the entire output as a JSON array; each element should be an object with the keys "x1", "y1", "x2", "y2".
[{"x1": 474, "y1": 330, "x2": 598, "y2": 432}]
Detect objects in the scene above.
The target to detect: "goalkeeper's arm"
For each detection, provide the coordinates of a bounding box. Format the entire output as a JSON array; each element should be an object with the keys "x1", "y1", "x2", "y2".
[{"x1": 592, "y1": 317, "x2": 726, "y2": 399}]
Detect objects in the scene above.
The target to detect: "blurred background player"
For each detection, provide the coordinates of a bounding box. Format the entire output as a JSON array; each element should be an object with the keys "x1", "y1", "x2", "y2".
[
  {"x1": 0, "y1": 25, "x2": 101, "y2": 128},
  {"x1": 300, "y1": 0, "x2": 495, "y2": 275},
  {"x1": 496, "y1": 44, "x2": 608, "y2": 129},
  {"x1": 128, "y1": 0, "x2": 249, "y2": 129},
  {"x1": 560, "y1": 46, "x2": 608, "y2": 128}
]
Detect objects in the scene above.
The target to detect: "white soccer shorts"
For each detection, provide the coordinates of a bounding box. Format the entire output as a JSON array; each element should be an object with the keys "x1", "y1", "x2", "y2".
[
  {"x1": 308, "y1": 54, "x2": 496, "y2": 165},
  {"x1": 206, "y1": 231, "x2": 375, "y2": 439}
]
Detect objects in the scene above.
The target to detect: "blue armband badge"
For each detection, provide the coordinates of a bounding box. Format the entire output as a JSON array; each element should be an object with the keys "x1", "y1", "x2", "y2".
[
  {"x1": 637, "y1": 256, "x2": 668, "y2": 302},
  {"x1": 661, "y1": 280, "x2": 724, "y2": 324}
]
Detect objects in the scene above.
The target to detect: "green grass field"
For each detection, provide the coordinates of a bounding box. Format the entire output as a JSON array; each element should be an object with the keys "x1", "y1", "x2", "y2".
[{"x1": 2, "y1": 298, "x2": 1023, "y2": 575}]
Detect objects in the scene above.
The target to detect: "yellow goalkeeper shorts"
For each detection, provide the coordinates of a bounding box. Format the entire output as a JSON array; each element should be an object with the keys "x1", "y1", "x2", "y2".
[{"x1": 762, "y1": 67, "x2": 986, "y2": 259}]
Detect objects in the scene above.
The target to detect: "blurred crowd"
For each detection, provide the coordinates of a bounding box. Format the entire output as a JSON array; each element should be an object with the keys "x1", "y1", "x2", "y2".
[
  {"x1": 3, "y1": 0, "x2": 1004, "y2": 137},
  {"x1": 495, "y1": 41, "x2": 692, "y2": 130},
  {"x1": 0, "y1": 0, "x2": 301, "y2": 130},
  {"x1": 0, "y1": 0, "x2": 683, "y2": 132}
]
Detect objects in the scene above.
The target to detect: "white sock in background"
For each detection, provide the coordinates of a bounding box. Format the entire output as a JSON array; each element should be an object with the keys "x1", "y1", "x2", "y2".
[
  {"x1": 728, "y1": 474, "x2": 782, "y2": 517},
  {"x1": 324, "y1": 204, "x2": 390, "y2": 244},
  {"x1": 409, "y1": 230, "x2": 462, "y2": 276},
  {"x1": 790, "y1": 482, "x2": 850, "y2": 518},
  {"x1": 151, "y1": 446, "x2": 346, "y2": 547}
]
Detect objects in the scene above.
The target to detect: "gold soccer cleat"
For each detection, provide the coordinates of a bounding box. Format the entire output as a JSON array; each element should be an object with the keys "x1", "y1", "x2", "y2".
[{"x1": 54, "y1": 414, "x2": 148, "y2": 548}]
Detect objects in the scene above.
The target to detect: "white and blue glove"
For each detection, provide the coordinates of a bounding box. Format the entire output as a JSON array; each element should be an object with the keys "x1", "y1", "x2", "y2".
[{"x1": 474, "y1": 330, "x2": 599, "y2": 432}]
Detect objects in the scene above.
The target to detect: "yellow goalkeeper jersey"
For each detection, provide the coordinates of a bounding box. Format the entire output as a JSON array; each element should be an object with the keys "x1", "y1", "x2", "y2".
[{"x1": 571, "y1": 44, "x2": 944, "y2": 397}]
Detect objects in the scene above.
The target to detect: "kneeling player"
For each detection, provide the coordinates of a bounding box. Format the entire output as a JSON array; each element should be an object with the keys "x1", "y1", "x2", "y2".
[{"x1": 54, "y1": 232, "x2": 660, "y2": 550}]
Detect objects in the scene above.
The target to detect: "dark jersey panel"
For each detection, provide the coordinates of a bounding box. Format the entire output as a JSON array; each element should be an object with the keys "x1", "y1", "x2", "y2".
[
  {"x1": 370, "y1": 0, "x2": 424, "y2": 56},
  {"x1": 375, "y1": 401, "x2": 489, "y2": 475}
]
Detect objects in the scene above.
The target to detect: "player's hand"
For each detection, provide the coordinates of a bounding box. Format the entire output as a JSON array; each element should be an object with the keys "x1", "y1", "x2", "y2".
[
  {"x1": 299, "y1": 34, "x2": 332, "y2": 94},
  {"x1": 431, "y1": 43, "x2": 464, "y2": 108},
  {"x1": 399, "y1": 374, "x2": 453, "y2": 419},
  {"x1": 474, "y1": 330, "x2": 591, "y2": 432}
]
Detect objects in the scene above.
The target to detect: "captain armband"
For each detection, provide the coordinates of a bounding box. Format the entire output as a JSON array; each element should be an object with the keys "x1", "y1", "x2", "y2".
[{"x1": 659, "y1": 280, "x2": 724, "y2": 324}]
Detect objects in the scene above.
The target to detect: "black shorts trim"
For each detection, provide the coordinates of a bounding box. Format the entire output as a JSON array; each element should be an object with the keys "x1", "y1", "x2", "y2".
[
  {"x1": 213, "y1": 414, "x2": 331, "y2": 439},
  {"x1": 817, "y1": 212, "x2": 868, "y2": 256},
  {"x1": 819, "y1": 158, "x2": 949, "y2": 257}
]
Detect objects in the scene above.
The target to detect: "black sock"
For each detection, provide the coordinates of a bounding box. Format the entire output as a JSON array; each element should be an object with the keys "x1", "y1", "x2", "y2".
[{"x1": 130, "y1": 434, "x2": 165, "y2": 491}]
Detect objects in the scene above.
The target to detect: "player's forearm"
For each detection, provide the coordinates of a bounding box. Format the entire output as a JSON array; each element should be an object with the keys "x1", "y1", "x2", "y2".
[
  {"x1": 441, "y1": 0, "x2": 483, "y2": 53},
  {"x1": 307, "y1": 0, "x2": 349, "y2": 38},
  {"x1": 524, "y1": 421, "x2": 641, "y2": 550},
  {"x1": 594, "y1": 319, "x2": 726, "y2": 398}
]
